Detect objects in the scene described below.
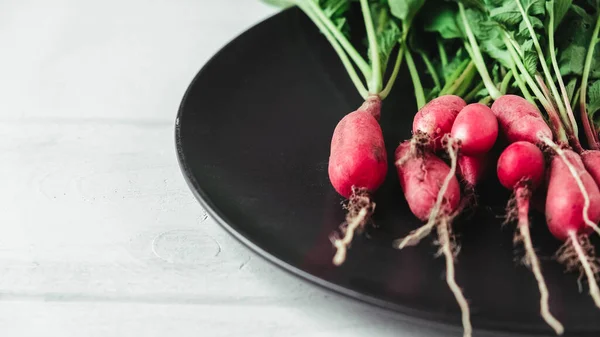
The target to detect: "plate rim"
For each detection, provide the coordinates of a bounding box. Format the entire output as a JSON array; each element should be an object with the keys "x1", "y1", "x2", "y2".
[{"x1": 173, "y1": 7, "x2": 563, "y2": 337}]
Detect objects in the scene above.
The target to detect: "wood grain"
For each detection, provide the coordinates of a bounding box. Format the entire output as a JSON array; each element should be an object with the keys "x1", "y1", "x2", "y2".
[{"x1": 0, "y1": 0, "x2": 449, "y2": 336}]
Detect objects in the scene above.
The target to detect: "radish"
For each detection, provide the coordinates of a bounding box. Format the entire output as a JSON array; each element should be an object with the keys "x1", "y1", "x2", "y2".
[
  {"x1": 457, "y1": 153, "x2": 489, "y2": 189},
  {"x1": 411, "y1": 95, "x2": 467, "y2": 151},
  {"x1": 581, "y1": 150, "x2": 600, "y2": 188},
  {"x1": 328, "y1": 97, "x2": 387, "y2": 265},
  {"x1": 395, "y1": 141, "x2": 461, "y2": 223},
  {"x1": 497, "y1": 142, "x2": 563, "y2": 334},
  {"x1": 450, "y1": 103, "x2": 499, "y2": 156},
  {"x1": 394, "y1": 140, "x2": 471, "y2": 336},
  {"x1": 268, "y1": 1, "x2": 423, "y2": 266},
  {"x1": 491, "y1": 95, "x2": 553, "y2": 145},
  {"x1": 541, "y1": 142, "x2": 600, "y2": 309}
]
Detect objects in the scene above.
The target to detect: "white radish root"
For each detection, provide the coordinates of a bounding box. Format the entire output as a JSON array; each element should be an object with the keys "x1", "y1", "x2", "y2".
[
  {"x1": 331, "y1": 187, "x2": 374, "y2": 266},
  {"x1": 437, "y1": 216, "x2": 472, "y2": 337},
  {"x1": 556, "y1": 232, "x2": 600, "y2": 308},
  {"x1": 513, "y1": 186, "x2": 564, "y2": 335}
]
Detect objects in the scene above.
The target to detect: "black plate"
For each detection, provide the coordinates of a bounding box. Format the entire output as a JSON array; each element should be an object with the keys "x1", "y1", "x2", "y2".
[{"x1": 175, "y1": 7, "x2": 600, "y2": 337}]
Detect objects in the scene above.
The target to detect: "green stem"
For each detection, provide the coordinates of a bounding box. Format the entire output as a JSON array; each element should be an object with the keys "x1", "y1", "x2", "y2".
[
  {"x1": 549, "y1": 0, "x2": 579, "y2": 143},
  {"x1": 479, "y1": 96, "x2": 493, "y2": 105},
  {"x1": 299, "y1": 3, "x2": 368, "y2": 99},
  {"x1": 455, "y1": 68, "x2": 477, "y2": 98},
  {"x1": 405, "y1": 48, "x2": 426, "y2": 109},
  {"x1": 437, "y1": 38, "x2": 448, "y2": 68},
  {"x1": 503, "y1": 33, "x2": 550, "y2": 108},
  {"x1": 359, "y1": 0, "x2": 382, "y2": 93},
  {"x1": 464, "y1": 82, "x2": 484, "y2": 102},
  {"x1": 580, "y1": 13, "x2": 600, "y2": 150},
  {"x1": 420, "y1": 52, "x2": 441, "y2": 89},
  {"x1": 504, "y1": 33, "x2": 569, "y2": 143},
  {"x1": 507, "y1": 52, "x2": 534, "y2": 103},
  {"x1": 306, "y1": 1, "x2": 372, "y2": 80},
  {"x1": 500, "y1": 70, "x2": 514, "y2": 95},
  {"x1": 440, "y1": 58, "x2": 470, "y2": 94},
  {"x1": 459, "y1": 3, "x2": 502, "y2": 99},
  {"x1": 443, "y1": 61, "x2": 476, "y2": 96},
  {"x1": 380, "y1": 43, "x2": 405, "y2": 100},
  {"x1": 515, "y1": 0, "x2": 567, "y2": 121}
]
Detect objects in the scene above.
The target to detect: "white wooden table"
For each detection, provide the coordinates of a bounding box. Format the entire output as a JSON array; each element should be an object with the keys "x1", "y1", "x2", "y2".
[{"x1": 0, "y1": 1, "x2": 450, "y2": 336}]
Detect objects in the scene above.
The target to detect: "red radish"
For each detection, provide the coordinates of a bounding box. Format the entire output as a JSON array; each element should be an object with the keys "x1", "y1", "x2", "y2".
[
  {"x1": 328, "y1": 96, "x2": 387, "y2": 266},
  {"x1": 497, "y1": 142, "x2": 563, "y2": 334},
  {"x1": 491, "y1": 95, "x2": 552, "y2": 145},
  {"x1": 544, "y1": 149, "x2": 600, "y2": 240},
  {"x1": 441, "y1": 103, "x2": 498, "y2": 193},
  {"x1": 411, "y1": 95, "x2": 466, "y2": 151},
  {"x1": 457, "y1": 154, "x2": 489, "y2": 188},
  {"x1": 581, "y1": 150, "x2": 600, "y2": 188},
  {"x1": 328, "y1": 97, "x2": 387, "y2": 198},
  {"x1": 450, "y1": 103, "x2": 499, "y2": 156},
  {"x1": 395, "y1": 141, "x2": 461, "y2": 222},
  {"x1": 394, "y1": 140, "x2": 471, "y2": 337},
  {"x1": 542, "y1": 144, "x2": 600, "y2": 309}
]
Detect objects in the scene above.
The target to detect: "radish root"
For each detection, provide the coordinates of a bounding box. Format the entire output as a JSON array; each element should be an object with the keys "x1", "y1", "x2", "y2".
[
  {"x1": 438, "y1": 216, "x2": 472, "y2": 337},
  {"x1": 539, "y1": 134, "x2": 600, "y2": 237},
  {"x1": 393, "y1": 137, "x2": 459, "y2": 249},
  {"x1": 331, "y1": 187, "x2": 374, "y2": 266},
  {"x1": 513, "y1": 186, "x2": 564, "y2": 335},
  {"x1": 557, "y1": 232, "x2": 600, "y2": 308},
  {"x1": 395, "y1": 132, "x2": 430, "y2": 167}
]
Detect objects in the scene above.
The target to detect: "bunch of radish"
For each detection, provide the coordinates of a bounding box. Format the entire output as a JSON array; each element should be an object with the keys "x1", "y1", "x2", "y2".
[{"x1": 262, "y1": 0, "x2": 600, "y2": 336}]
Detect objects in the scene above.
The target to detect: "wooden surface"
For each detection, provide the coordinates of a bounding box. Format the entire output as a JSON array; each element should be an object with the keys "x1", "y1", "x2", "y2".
[{"x1": 0, "y1": 1, "x2": 451, "y2": 336}]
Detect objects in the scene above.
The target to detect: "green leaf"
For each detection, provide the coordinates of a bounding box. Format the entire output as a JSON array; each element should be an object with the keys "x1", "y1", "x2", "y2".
[
  {"x1": 389, "y1": 0, "x2": 426, "y2": 22},
  {"x1": 565, "y1": 77, "x2": 577, "y2": 102},
  {"x1": 443, "y1": 48, "x2": 470, "y2": 81},
  {"x1": 423, "y1": 3, "x2": 464, "y2": 39},
  {"x1": 589, "y1": 80, "x2": 600, "y2": 118},
  {"x1": 368, "y1": 1, "x2": 403, "y2": 71},
  {"x1": 556, "y1": 4, "x2": 600, "y2": 78},
  {"x1": 552, "y1": 0, "x2": 572, "y2": 29},
  {"x1": 523, "y1": 50, "x2": 539, "y2": 74},
  {"x1": 459, "y1": 0, "x2": 487, "y2": 12},
  {"x1": 260, "y1": 0, "x2": 296, "y2": 8},
  {"x1": 320, "y1": 0, "x2": 352, "y2": 38},
  {"x1": 463, "y1": 8, "x2": 513, "y2": 67}
]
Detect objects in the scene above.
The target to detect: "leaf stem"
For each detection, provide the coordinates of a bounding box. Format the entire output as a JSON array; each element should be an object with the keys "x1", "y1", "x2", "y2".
[
  {"x1": 437, "y1": 38, "x2": 448, "y2": 68},
  {"x1": 515, "y1": 0, "x2": 567, "y2": 125},
  {"x1": 380, "y1": 43, "x2": 405, "y2": 100},
  {"x1": 549, "y1": 0, "x2": 580, "y2": 146},
  {"x1": 443, "y1": 61, "x2": 476, "y2": 96},
  {"x1": 299, "y1": 3, "x2": 368, "y2": 99},
  {"x1": 504, "y1": 33, "x2": 568, "y2": 143},
  {"x1": 306, "y1": 1, "x2": 372, "y2": 80},
  {"x1": 459, "y1": 3, "x2": 502, "y2": 99},
  {"x1": 405, "y1": 48, "x2": 426, "y2": 109},
  {"x1": 440, "y1": 58, "x2": 470, "y2": 94},
  {"x1": 580, "y1": 12, "x2": 600, "y2": 149},
  {"x1": 500, "y1": 70, "x2": 514, "y2": 95},
  {"x1": 420, "y1": 52, "x2": 441, "y2": 89},
  {"x1": 506, "y1": 45, "x2": 535, "y2": 103},
  {"x1": 464, "y1": 82, "x2": 484, "y2": 102},
  {"x1": 503, "y1": 33, "x2": 549, "y2": 107},
  {"x1": 359, "y1": 0, "x2": 382, "y2": 93}
]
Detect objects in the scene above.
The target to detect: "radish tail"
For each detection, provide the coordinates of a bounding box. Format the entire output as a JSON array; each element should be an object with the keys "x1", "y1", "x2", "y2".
[
  {"x1": 515, "y1": 187, "x2": 564, "y2": 335},
  {"x1": 331, "y1": 188, "x2": 374, "y2": 266},
  {"x1": 567, "y1": 232, "x2": 600, "y2": 308},
  {"x1": 438, "y1": 217, "x2": 472, "y2": 337},
  {"x1": 539, "y1": 134, "x2": 600, "y2": 237},
  {"x1": 393, "y1": 138, "x2": 459, "y2": 249}
]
